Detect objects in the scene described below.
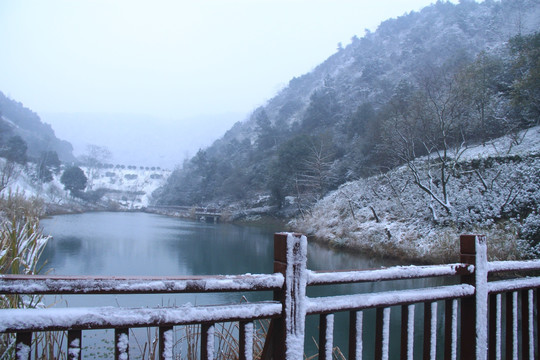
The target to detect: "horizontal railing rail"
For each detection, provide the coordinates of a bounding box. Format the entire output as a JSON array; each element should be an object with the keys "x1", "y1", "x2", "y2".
[
  {"x1": 305, "y1": 284, "x2": 475, "y2": 314},
  {"x1": 488, "y1": 259, "x2": 540, "y2": 273},
  {"x1": 0, "y1": 301, "x2": 283, "y2": 333},
  {"x1": 0, "y1": 273, "x2": 283, "y2": 294},
  {"x1": 488, "y1": 277, "x2": 540, "y2": 293},
  {"x1": 0, "y1": 272, "x2": 284, "y2": 360},
  {"x1": 306, "y1": 262, "x2": 473, "y2": 285},
  {"x1": 2, "y1": 232, "x2": 540, "y2": 360}
]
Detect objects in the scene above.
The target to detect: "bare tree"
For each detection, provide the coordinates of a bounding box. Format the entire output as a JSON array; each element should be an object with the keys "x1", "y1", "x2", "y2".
[
  {"x1": 386, "y1": 67, "x2": 472, "y2": 219},
  {"x1": 299, "y1": 137, "x2": 336, "y2": 200},
  {"x1": 0, "y1": 160, "x2": 20, "y2": 193},
  {"x1": 79, "y1": 145, "x2": 112, "y2": 190},
  {"x1": 458, "y1": 52, "x2": 505, "y2": 145}
]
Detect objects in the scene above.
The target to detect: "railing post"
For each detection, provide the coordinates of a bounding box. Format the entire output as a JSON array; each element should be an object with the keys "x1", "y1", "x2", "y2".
[
  {"x1": 349, "y1": 311, "x2": 363, "y2": 360},
  {"x1": 115, "y1": 328, "x2": 129, "y2": 360},
  {"x1": 460, "y1": 234, "x2": 488, "y2": 360},
  {"x1": 68, "y1": 330, "x2": 82, "y2": 360},
  {"x1": 505, "y1": 292, "x2": 517, "y2": 360},
  {"x1": 239, "y1": 321, "x2": 254, "y2": 360},
  {"x1": 159, "y1": 326, "x2": 173, "y2": 360},
  {"x1": 201, "y1": 323, "x2": 215, "y2": 360},
  {"x1": 444, "y1": 299, "x2": 458, "y2": 360},
  {"x1": 15, "y1": 332, "x2": 31, "y2": 360},
  {"x1": 318, "y1": 313, "x2": 334, "y2": 360},
  {"x1": 271, "y1": 232, "x2": 308, "y2": 360},
  {"x1": 401, "y1": 305, "x2": 414, "y2": 360},
  {"x1": 423, "y1": 302, "x2": 436, "y2": 360}
]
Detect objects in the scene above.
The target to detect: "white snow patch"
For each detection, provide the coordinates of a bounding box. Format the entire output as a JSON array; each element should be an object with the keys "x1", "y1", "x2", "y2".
[
  {"x1": 16, "y1": 342, "x2": 30, "y2": 360},
  {"x1": 474, "y1": 236, "x2": 488, "y2": 360},
  {"x1": 429, "y1": 302, "x2": 437, "y2": 360},
  {"x1": 450, "y1": 300, "x2": 458, "y2": 360},
  {"x1": 68, "y1": 338, "x2": 81, "y2": 358},
  {"x1": 324, "y1": 314, "x2": 334, "y2": 360},
  {"x1": 406, "y1": 305, "x2": 415, "y2": 360},
  {"x1": 204, "y1": 324, "x2": 215, "y2": 359},
  {"x1": 242, "y1": 322, "x2": 254, "y2": 360},
  {"x1": 116, "y1": 333, "x2": 129, "y2": 360},
  {"x1": 354, "y1": 311, "x2": 363, "y2": 360},
  {"x1": 295, "y1": 126, "x2": 540, "y2": 262},
  {"x1": 1, "y1": 161, "x2": 171, "y2": 210},
  {"x1": 382, "y1": 308, "x2": 390, "y2": 360},
  {"x1": 162, "y1": 328, "x2": 173, "y2": 360}
]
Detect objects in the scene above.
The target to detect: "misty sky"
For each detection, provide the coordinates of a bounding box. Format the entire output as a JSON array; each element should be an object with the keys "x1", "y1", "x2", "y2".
[{"x1": 0, "y1": 0, "x2": 446, "y2": 166}]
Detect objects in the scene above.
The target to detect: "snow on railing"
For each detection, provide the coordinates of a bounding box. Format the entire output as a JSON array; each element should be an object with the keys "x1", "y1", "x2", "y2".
[
  {"x1": 307, "y1": 263, "x2": 473, "y2": 285},
  {"x1": 0, "y1": 302, "x2": 283, "y2": 333},
  {"x1": 0, "y1": 273, "x2": 284, "y2": 294},
  {"x1": 488, "y1": 259, "x2": 540, "y2": 273},
  {"x1": 305, "y1": 284, "x2": 475, "y2": 314},
  {"x1": 2, "y1": 232, "x2": 540, "y2": 360}
]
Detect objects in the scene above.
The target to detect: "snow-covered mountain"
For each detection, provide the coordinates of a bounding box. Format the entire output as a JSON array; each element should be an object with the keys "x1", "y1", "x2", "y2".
[{"x1": 155, "y1": 0, "x2": 540, "y2": 209}]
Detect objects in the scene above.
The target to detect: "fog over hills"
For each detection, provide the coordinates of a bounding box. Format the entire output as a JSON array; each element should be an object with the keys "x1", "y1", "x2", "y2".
[
  {"x1": 155, "y1": 0, "x2": 540, "y2": 208},
  {"x1": 41, "y1": 112, "x2": 245, "y2": 169}
]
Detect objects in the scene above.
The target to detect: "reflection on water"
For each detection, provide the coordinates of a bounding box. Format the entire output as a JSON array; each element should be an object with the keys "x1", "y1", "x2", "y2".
[
  {"x1": 40, "y1": 212, "x2": 454, "y2": 358},
  {"x1": 41, "y1": 212, "x2": 276, "y2": 277}
]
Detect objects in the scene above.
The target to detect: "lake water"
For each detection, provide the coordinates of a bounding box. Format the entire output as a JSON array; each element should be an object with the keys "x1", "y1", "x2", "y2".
[{"x1": 40, "y1": 212, "x2": 452, "y2": 358}]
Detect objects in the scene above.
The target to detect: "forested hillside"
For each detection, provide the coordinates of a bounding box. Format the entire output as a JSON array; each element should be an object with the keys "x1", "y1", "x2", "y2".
[
  {"x1": 155, "y1": 0, "x2": 540, "y2": 217},
  {"x1": 294, "y1": 126, "x2": 540, "y2": 262},
  {"x1": 0, "y1": 91, "x2": 75, "y2": 163}
]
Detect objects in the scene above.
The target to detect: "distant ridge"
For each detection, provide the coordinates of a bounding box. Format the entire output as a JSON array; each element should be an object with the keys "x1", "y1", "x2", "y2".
[{"x1": 0, "y1": 91, "x2": 75, "y2": 163}]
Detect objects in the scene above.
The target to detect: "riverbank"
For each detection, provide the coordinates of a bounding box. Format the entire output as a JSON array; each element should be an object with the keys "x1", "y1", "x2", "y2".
[
  {"x1": 144, "y1": 205, "x2": 290, "y2": 229},
  {"x1": 36, "y1": 194, "x2": 525, "y2": 265}
]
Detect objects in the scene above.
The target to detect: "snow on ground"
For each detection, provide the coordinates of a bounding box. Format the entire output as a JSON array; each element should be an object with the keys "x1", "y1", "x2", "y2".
[
  {"x1": 1, "y1": 161, "x2": 171, "y2": 210},
  {"x1": 293, "y1": 127, "x2": 540, "y2": 263},
  {"x1": 84, "y1": 166, "x2": 171, "y2": 208},
  {"x1": 460, "y1": 126, "x2": 540, "y2": 161}
]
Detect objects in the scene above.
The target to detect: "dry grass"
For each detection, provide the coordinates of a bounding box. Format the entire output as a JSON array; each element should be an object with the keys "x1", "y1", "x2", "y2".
[
  {"x1": 0, "y1": 191, "x2": 54, "y2": 358},
  {"x1": 128, "y1": 296, "x2": 272, "y2": 359}
]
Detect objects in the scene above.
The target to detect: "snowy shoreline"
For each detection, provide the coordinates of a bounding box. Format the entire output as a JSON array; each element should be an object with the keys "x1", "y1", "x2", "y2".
[{"x1": 294, "y1": 127, "x2": 540, "y2": 264}]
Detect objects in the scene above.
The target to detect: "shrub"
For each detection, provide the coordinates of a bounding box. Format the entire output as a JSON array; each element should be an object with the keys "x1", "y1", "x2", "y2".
[{"x1": 60, "y1": 166, "x2": 87, "y2": 195}]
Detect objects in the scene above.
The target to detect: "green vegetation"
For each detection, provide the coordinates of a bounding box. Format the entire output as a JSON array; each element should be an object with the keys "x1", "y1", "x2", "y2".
[
  {"x1": 35, "y1": 151, "x2": 61, "y2": 184},
  {"x1": 0, "y1": 135, "x2": 27, "y2": 165},
  {"x1": 60, "y1": 166, "x2": 88, "y2": 196}
]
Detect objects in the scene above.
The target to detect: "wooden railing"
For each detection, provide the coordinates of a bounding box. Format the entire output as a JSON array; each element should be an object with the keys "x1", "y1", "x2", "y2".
[{"x1": 2, "y1": 233, "x2": 540, "y2": 359}]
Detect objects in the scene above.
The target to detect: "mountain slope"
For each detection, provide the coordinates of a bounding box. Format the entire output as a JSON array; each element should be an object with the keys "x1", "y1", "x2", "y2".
[
  {"x1": 155, "y1": 0, "x2": 540, "y2": 212},
  {"x1": 293, "y1": 126, "x2": 540, "y2": 263},
  {"x1": 0, "y1": 91, "x2": 75, "y2": 163}
]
